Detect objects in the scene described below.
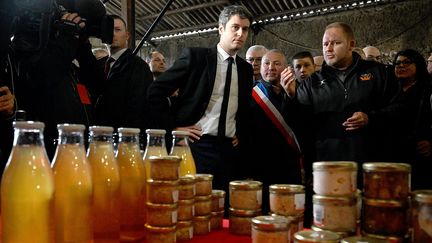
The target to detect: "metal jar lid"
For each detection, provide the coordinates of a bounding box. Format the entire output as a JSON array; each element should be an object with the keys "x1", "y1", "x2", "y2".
[
  {"x1": 195, "y1": 173, "x2": 214, "y2": 181},
  {"x1": 144, "y1": 224, "x2": 176, "y2": 233},
  {"x1": 212, "y1": 189, "x2": 226, "y2": 198},
  {"x1": 171, "y1": 130, "x2": 190, "y2": 136},
  {"x1": 313, "y1": 161, "x2": 357, "y2": 171},
  {"x1": 178, "y1": 198, "x2": 194, "y2": 206},
  {"x1": 294, "y1": 229, "x2": 341, "y2": 242},
  {"x1": 341, "y1": 235, "x2": 387, "y2": 243},
  {"x1": 177, "y1": 220, "x2": 193, "y2": 228},
  {"x1": 146, "y1": 202, "x2": 178, "y2": 210},
  {"x1": 412, "y1": 190, "x2": 432, "y2": 203},
  {"x1": 230, "y1": 180, "x2": 263, "y2": 190},
  {"x1": 89, "y1": 125, "x2": 114, "y2": 134},
  {"x1": 269, "y1": 184, "x2": 305, "y2": 194},
  {"x1": 57, "y1": 123, "x2": 86, "y2": 132},
  {"x1": 363, "y1": 198, "x2": 407, "y2": 208},
  {"x1": 117, "y1": 127, "x2": 140, "y2": 134},
  {"x1": 362, "y1": 162, "x2": 411, "y2": 172},
  {"x1": 251, "y1": 215, "x2": 289, "y2": 231},
  {"x1": 195, "y1": 195, "x2": 212, "y2": 201},
  {"x1": 229, "y1": 207, "x2": 262, "y2": 217},
  {"x1": 193, "y1": 214, "x2": 211, "y2": 221},
  {"x1": 179, "y1": 175, "x2": 196, "y2": 185},
  {"x1": 149, "y1": 155, "x2": 181, "y2": 163},
  {"x1": 313, "y1": 194, "x2": 357, "y2": 206},
  {"x1": 147, "y1": 178, "x2": 179, "y2": 186}
]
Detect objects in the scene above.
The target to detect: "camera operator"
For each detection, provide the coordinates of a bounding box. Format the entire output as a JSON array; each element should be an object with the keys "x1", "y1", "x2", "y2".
[{"x1": 12, "y1": 10, "x2": 94, "y2": 159}]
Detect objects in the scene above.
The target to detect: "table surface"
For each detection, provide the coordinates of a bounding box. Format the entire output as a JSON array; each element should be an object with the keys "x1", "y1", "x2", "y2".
[{"x1": 190, "y1": 219, "x2": 251, "y2": 243}]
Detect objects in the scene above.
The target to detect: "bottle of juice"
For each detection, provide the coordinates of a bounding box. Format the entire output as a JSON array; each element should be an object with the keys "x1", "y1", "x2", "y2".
[
  {"x1": 170, "y1": 130, "x2": 196, "y2": 176},
  {"x1": 87, "y1": 126, "x2": 120, "y2": 242},
  {"x1": 52, "y1": 124, "x2": 93, "y2": 242},
  {"x1": 143, "y1": 129, "x2": 168, "y2": 179},
  {"x1": 116, "y1": 127, "x2": 146, "y2": 241},
  {"x1": 1, "y1": 121, "x2": 54, "y2": 243}
]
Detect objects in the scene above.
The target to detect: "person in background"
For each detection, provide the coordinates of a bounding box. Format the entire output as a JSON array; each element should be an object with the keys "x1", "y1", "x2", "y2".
[
  {"x1": 92, "y1": 47, "x2": 109, "y2": 60},
  {"x1": 363, "y1": 45, "x2": 382, "y2": 63},
  {"x1": 427, "y1": 53, "x2": 432, "y2": 77},
  {"x1": 147, "y1": 6, "x2": 253, "y2": 213},
  {"x1": 246, "y1": 45, "x2": 268, "y2": 83},
  {"x1": 353, "y1": 47, "x2": 366, "y2": 60},
  {"x1": 248, "y1": 49, "x2": 303, "y2": 214},
  {"x1": 147, "y1": 51, "x2": 167, "y2": 80},
  {"x1": 313, "y1": 55, "x2": 324, "y2": 71},
  {"x1": 292, "y1": 51, "x2": 316, "y2": 82},
  {"x1": 392, "y1": 49, "x2": 432, "y2": 190},
  {"x1": 88, "y1": 15, "x2": 153, "y2": 137}
]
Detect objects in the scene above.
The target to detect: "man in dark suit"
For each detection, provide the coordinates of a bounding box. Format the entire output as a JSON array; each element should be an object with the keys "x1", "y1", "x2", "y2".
[
  {"x1": 91, "y1": 15, "x2": 153, "y2": 137},
  {"x1": 148, "y1": 5, "x2": 253, "y2": 201}
]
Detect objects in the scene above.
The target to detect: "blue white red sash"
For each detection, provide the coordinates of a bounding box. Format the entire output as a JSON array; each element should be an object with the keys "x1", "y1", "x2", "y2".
[{"x1": 252, "y1": 84, "x2": 302, "y2": 155}]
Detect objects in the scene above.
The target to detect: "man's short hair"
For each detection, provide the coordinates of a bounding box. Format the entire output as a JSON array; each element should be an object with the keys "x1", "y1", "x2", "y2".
[
  {"x1": 291, "y1": 51, "x2": 314, "y2": 64},
  {"x1": 246, "y1": 45, "x2": 268, "y2": 55},
  {"x1": 218, "y1": 5, "x2": 252, "y2": 28},
  {"x1": 325, "y1": 22, "x2": 355, "y2": 41},
  {"x1": 264, "y1": 49, "x2": 287, "y2": 63},
  {"x1": 110, "y1": 14, "x2": 127, "y2": 28}
]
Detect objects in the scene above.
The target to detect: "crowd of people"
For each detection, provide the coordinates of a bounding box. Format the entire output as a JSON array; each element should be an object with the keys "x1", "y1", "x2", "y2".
[{"x1": 1, "y1": 4, "x2": 432, "y2": 226}]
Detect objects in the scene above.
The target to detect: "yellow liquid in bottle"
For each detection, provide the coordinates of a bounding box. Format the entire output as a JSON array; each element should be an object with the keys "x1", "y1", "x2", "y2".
[
  {"x1": 143, "y1": 145, "x2": 168, "y2": 179},
  {"x1": 52, "y1": 144, "x2": 93, "y2": 243},
  {"x1": 1, "y1": 145, "x2": 54, "y2": 243},
  {"x1": 170, "y1": 146, "x2": 196, "y2": 176},
  {"x1": 87, "y1": 142, "x2": 120, "y2": 242},
  {"x1": 117, "y1": 142, "x2": 146, "y2": 241}
]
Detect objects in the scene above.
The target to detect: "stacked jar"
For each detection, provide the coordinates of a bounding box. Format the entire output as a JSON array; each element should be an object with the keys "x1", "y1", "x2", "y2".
[
  {"x1": 229, "y1": 180, "x2": 263, "y2": 235},
  {"x1": 312, "y1": 161, "x2": 358, "y2": 237},
  {"x1": 211, "y1": 189, "x2": 226, "y2": 230},
  {"x1": 411, "y1": 190, "x2": 432, "y2": 243},
  {"x1": 145, "y1": 155, "x2": 181, "y2": 243},
  {"x1": 176, "y1": 175, "x2": 196, "y2": 241},
  {"x1": 269, "y1": 184, "x2": 305, "y2": 242},
  {"x1": 193, "y1": 174, "x2": 214, "y2": 236},
  {"x1": 361, "y1": 162, "x2": 411, "y2": 242}
]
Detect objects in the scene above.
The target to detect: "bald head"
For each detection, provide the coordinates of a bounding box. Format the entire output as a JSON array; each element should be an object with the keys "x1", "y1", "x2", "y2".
[{"x1": 363, "y1": 46, "x2": 381, "y2": 62}]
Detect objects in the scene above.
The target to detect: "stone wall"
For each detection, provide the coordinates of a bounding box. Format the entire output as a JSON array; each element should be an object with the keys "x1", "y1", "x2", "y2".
[{"x1": 139, "y1": 0, "x2": 432, "y2": 66}]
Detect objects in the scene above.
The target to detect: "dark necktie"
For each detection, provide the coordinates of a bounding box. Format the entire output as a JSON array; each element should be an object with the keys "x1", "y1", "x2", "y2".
[
  {"x1": 218, "y1": 56, "x2": 234, "y2": 139},
  {"x1": 104, "y1": 57, "x2": 115, "y2": 78}
]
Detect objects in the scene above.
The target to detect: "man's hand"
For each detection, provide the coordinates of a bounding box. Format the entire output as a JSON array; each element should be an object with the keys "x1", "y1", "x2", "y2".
[
  {"x1": 342, "y1": 111, "x2": 369, "y2": 131},
  {"x1": 174, "y1": 125, "x2": 202, "y2": 143},
  {"x1": 280, "y1": 66, "x2": 296, "y2": 98},
  {"x1": 0, "y1": 86, "x2": 15, "y2": 117},
  {"x1": 417, "y1": 140, "x2": 432, "y2": 157}
]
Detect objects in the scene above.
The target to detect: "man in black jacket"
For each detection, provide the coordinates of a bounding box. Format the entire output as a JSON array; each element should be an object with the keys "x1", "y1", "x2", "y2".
[{"x1": 148, "y1": 5, "x2": 253, "y2": 200}]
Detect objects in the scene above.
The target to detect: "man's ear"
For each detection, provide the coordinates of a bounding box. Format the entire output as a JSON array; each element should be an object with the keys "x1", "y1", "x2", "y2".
[
  {"x1": 349, "y1": 40, "x2": 356, "y2": 51},
  {"x1": 218, "y1": 25, "x2": 224, "y2": 35}
]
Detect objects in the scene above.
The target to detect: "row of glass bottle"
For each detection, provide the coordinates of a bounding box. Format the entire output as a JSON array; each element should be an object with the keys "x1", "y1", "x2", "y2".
[{"x1": 0, "y1": 121, "x2": 196, "y2": 242}]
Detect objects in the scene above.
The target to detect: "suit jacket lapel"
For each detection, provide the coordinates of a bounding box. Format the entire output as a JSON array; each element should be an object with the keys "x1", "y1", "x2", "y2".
[{"x1": 206, "y1": 47, "x2": 218, "y2": 95}]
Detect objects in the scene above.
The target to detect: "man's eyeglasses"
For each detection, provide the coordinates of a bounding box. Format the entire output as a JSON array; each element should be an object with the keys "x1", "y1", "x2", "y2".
[
  {"x1": 246, "y1": 57, "x2": 262, "y2": 63},
  {"x1": 394, "y1": 60, "x2": 414, "y2": 66}
]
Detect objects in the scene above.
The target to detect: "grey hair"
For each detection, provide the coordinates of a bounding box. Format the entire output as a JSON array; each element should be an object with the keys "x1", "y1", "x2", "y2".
[
  {"x1": 218, "y1": 5, "x2": 252, "y2": 28},
  {"x1": 246, "y1": 45, "x2": 268, "y2": 55}
]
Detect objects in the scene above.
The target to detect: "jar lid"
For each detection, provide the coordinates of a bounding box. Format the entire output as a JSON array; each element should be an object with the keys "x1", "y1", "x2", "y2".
[
  {"x1": 171, "y1": 130, "x2": 190, "y2": 136},
  {"x1": 251, "y1": 215, "x2": 289, "y2": 231},
  {"x1": 149, "y1": 155, "x2": 181, "y2": 163},
  {"x1": 14, "y1": 121, "x2": 45, "y2": 130},
  {"x1": 147, "y1": 178, "x2": 179, "y2": 186},
  {"x1": 89, "y1": 126, "x2": 114, "y2": 133},
  {"x1": 362, "y1": 232, "x2": 406, "y2": 242},
  {"x1": 179, "y1": 175, "x2": 196, "y2": 184},
  {"x1": 362, "y1": 162, "x2": 411, "y2": 172},
  {"x1": 193, "y1": 214, "x2": 211, "y2": 221},
  {"x1": 178, "y1": 198, "x2": 195, "y2": 205},
  {"x1": 363, "y1": 198, "x2": 407, "y2": 207},
  {"x1": 412, "y1": 190, "x2": 432, "y2": 203},
  {"x1": 230, "y1": 180, "x2": 262, "y2": 190},
  {"x1": 146, "y1": 202, "x2": 178, "y2": 210},
  {"x1": 195, "y1": 195, "x2": 212, "y2": 201},
  {"x1": 341, "y1": 235, "x2": 387, "y2": 243},
  {"x1": 269, "y1": 184, "x2": 305, "y2": 194},
  {"x1": 212, "y1": 189, "x2": 226, "y2": 198},
  {"x1": 313, "y1": 161, "x2": 357, "y2": 171},
  {"x1": 313, "y1": 194, "x2": 356, "y2": 205},
  {"x1": 311, "y1": 225, "x2": 354, "y2": 238},
  {"x1": 117, "y1": 127, "x2": 140, "y2": 134},
  {"x1": 177, "y1": 220, "x2": 193, "y2": 227},
  {"x1": 195, "y1": 173, "x2": 214, "y2": 181},
  {"x1": 211, "y1": 211, "x2": 224, "y2": 216},
  {"x1": 145, "y1": 129, "x2": 166, "y2": 135},
  {"x1": 144, "y1": 224, "x2": 176, "y2": 233},
  {"x1": 229, "y1": 207, "x2": 262, "y2": 217},
  {"x1": 294, "y1": 229, "x2": 341, "y2": 242},
  {"x1": 57, "y1": 123, "x2": 85, "y2": 132}
]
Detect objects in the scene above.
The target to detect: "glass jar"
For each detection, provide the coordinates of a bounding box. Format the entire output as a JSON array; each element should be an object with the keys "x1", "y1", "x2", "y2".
[
  {"x1": 412, "y1": 190, "x2": 432, "y2": 242},
  {"x1": 1, "y1": 121, "x2": 55, "y2": 243},
  {"x1": 211, "y1": 189, "x2": 226, "y2": 212},
  {"x1": 143, "y1": 129, "x2": 168, "y2": 179},
  {"x1": 145, "y1": 224, "x2": 176, "y2": 243},
  {"x1": 178, "y1": 198, "x2": 195, "y2": 221},
  {"x1": 269, "y1": 184, "x2": 305, "y2": 217},
  {"x1": 193, "y1": 214, "x2": 211, "y2": 235},
  {"x1": 146, "y1": 202, "x2": 178, "y2": 227},
  {"x1": 176, "y1": 220, "x2": 193, "y2": 241},
  {"x1": 313, "y1": 161, "x2": 357, "y2": 196},
  {"x1": 230, "y1": 180, "x2": 263, "y2": 210},
  {"x1": 149, "y1": 155, "x2": 181, "y2": 180},
  {"x1": 52, "y1": 124, "x2": 93, "y2": 243},
  {"x1": 195, "y1": 173, "x2": 213, "y2": 196},
  {"x1": 229, "y1": 207, "x2": 262, "y2": 235},
  {"x1": 340, "y1": 236, "x2": 387, "y2": 243},
  {"x1": 195, "y1": 195, "x2": 212, "y2": 216},
  {"x1": 312, "y1": 194, "x2": 357, "y2": 233},
  {"x1": 170, "y1": 130, "x2": 196, "y2": 176},
  {"x1": 116, "y1": 127, "x2": 146, "y2": 241},
  {"x1": 251, "y1": 215, "x2": 289, "y2": 243},
  {"x1": 294, "y1": 229, "x2": 340, "y2": 243},
  {"x1": 147, "y1": 179, "x2": 179, "y2": 204},
  {"x1": 179, "y1": 175, "x2": 196, "y2": 200},
  {"x1": 210, "y1": 211, "x2": 224, "y2": 230},
  {"x1": 362, "y1": 162, "x2": 411, "y2": 200},
  {"x1": 87, "y1": 126, "x2": 120, "y2": 241}
]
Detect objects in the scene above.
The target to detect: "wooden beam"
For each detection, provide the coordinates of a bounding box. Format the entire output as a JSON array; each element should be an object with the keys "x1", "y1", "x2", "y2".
[{"x1": 122, "y1": 0, "x2": 135, "y2": 49}]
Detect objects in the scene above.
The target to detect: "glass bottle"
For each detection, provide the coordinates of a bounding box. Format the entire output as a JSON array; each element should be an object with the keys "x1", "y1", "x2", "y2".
[
  {"x1": 1, "y1": 121, "x2": 54, "y2": 243},
  {"x1": 143, "y1": 129, "x2": 168, "y2": 179},
  {"x1": 116, "y1": 127, "x2": 146, "y2": 241},
  {"x1": 52, "y1": 124, "x2": 93, "y2": 243},
  {"x1": 87, "y1": 126, "x2": 120, "y2": 242},
  {"x1": 170, "y1": 130, "x2": 196, "y2": 176}
]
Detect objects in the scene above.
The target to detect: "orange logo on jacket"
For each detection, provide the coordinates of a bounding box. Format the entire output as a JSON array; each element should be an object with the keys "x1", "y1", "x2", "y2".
[{"x1": 359, "y1": 73, "x2": 373, "y2": 81}]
